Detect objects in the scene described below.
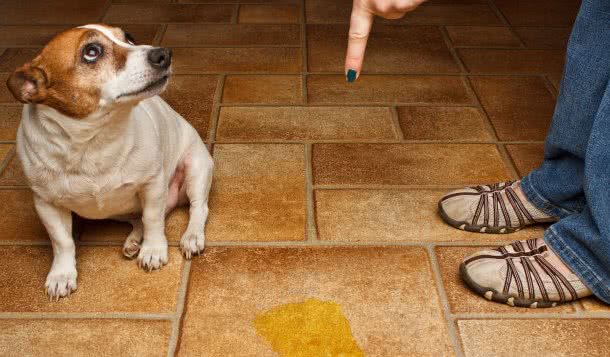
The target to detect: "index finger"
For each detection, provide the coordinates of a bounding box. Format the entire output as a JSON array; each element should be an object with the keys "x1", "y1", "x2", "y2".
[{"x1": 345, "y1": 4, "x2": 373, "y2": 82}]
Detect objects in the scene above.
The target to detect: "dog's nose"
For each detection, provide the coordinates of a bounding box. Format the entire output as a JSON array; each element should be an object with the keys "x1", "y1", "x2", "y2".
[{"x1": 148, "y1": 47, "x2": 172, "y2": 69}]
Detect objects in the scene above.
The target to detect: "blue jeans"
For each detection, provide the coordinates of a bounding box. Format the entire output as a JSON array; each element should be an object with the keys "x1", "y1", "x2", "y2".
[{"x1": 521, "y1": 0, "x2": 610, "y2": 303}]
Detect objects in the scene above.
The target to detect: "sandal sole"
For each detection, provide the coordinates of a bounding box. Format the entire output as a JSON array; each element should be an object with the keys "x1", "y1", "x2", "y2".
[{"x1": 438, "y1": 200, "x2": 521, "y2": 234}]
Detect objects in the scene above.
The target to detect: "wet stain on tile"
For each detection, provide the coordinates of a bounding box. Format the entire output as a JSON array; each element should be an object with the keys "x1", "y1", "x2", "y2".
[{"x1": 254, "y1": 298, "x2": 363, "y2": 357}]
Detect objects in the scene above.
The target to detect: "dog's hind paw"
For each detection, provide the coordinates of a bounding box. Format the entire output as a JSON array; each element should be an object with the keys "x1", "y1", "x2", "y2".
[{"x1": 180, "y1": 231, "x2": 205, "y2": 260}]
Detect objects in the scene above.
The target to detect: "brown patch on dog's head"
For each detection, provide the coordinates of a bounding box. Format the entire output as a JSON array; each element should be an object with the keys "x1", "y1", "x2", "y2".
[{"x1": 6, "y1": 25, "x2": 136, "y2": 118}]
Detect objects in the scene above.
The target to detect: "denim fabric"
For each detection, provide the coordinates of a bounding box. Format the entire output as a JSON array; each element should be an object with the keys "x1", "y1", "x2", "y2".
[{"x1": 521, "y1": 0, "x2": 610, "y2": 303}]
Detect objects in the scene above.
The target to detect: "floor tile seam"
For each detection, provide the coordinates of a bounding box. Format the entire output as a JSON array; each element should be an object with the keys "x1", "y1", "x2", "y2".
[
  {"x1": 206, "y1": 74, "x2": 226, "y2": 144},
  {"x1": 167, "y1": 259, "x2": 191, "y2": 357},
  {"x1": 305, "y1": 143, "x2": 317, "y2": 242},
  {"x1": 390, "y1": 106, "x2": 405, "y2": 140},
  {"x1": 0, "y1": 145, "x2": 15, "y2": 175},
  {"x1": 0, "y1": 312, "x2": 174, "y2": 320}
]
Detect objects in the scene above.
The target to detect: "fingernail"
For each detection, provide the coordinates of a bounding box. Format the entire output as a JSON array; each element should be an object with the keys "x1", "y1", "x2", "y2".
[{"x1": 346, "y1": 69, "x2": 357, "y2": 83}]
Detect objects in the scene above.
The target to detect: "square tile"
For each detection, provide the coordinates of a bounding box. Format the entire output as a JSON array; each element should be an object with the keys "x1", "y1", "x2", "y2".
[
  {"x1": 0, "y1": 246, "x2": 183, "y2": 313},
  {"x1": 0, "y1": 106, "x2": 20, "y2": 140},
  {"x1": 312, "y1": 143, "x2": 511, "y2": 185},
  {"x1": 458, "y1": 319, "x2": 610, "y2": 357},
  {"x1": 308, "y1": 25, "x2": 459, "y2": 73},
  {"x1": 398, "y1": 106, "x2": 493, "y2": 141},
  {"x1": 506, "y1": 144, "x2": 545, "y2": 177},
  {"x1": 172, "y1": 48, "x2": 302, "y2": 73},
  {"x1": 469, "y1": 76, "x2": 555, "y2": 141},
  {"x1": 307, "y1": 75, "x2": 473, "y2": 105},
  {"x1": 0, "y1": 320, "x2": 171, "y2": 357},
  {"x1": 0, "y1": 0, "x2": 107, "y2": 25},
  {"x1": 162, "y1": 24, "x2": 300, "y2": 46},
  {"x1": 446, "y1": 26, "x2": 520, "y2": 47},
  {"x1": 459, "y1": 49, "x2": 565, "y2": 74},
  {"x1": 239, "y1": 4, "x2": 300, "y2": 24},
  {"x1": 494, "y1": 0, "x2": 580, "y2": 26},
  {"x1": 161, "y1": 75, "x2": 218, "y2": 139},
  {"x1": 0, "y1": 48, "x2": 40, "y2": 72},
  {"x1": 436, "y1": 246, "x2": 574, "y2": 313},
  {"x1": 316, "y1": 190, "x2": 544, "y2": 243},
  {"x1": 0, "y1": 189, "x2": 47, "y2": 242},
  {"x1": 222, "y1": 75, "x2": 303, "y2": 104},
  {"x1": 514, "y1": 27, "x2": 571, "y2": 49},
  {"x1": 391, "y1": 5, "x2": 501, "y2": 25},
  {"x1": 0, "y1": 151, "x2": 27, "y2": 186},
  {"x1": 0, "y1": 26, "x2": 71, "y2": 47},
  {"x1": 104, "y1": 4, "x2": 234, "y2": 23},
  {"x1": 206, "y1": 144, "x2": 305, "y2": 242},
  {"x1": 216, "y1": 106, "x2": 397, "y2": 141},
  {"x1": 179, "y1": 247, "x2": 454, "y2": 356}
]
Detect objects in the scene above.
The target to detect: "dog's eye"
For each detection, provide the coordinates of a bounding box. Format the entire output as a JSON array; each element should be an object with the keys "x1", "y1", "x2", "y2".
[
  {"x1": 125, "y1": 32, "x2": 136, "y2": 45},
  {"x1": 83, "y1": 43, "x2": 103, "y2": 63}
]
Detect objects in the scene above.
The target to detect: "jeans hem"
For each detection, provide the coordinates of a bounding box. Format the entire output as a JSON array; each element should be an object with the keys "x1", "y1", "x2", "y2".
[
  {"x1": 521, "y1": 174, "x2": 581, "y2": 218},
  {"x1": 545, "y1": 228, "x2": 610, "y2": 304}
]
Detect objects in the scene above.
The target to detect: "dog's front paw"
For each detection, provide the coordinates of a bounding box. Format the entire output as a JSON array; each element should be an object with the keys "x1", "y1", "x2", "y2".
[
  {"x1": 137, "y1": 241, "x2": 168, "y2": 271},
  {"x1": 180, "y1": 231, "x2": 205, "y2": 260},
  {"x1": 45, "y1": 264, "x2": 77, "y2": 301}
]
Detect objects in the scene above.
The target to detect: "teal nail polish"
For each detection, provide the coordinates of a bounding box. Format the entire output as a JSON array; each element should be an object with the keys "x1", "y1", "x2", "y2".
[{"x1": 346, "y1": 69, "x2": 357, "y2": 83}]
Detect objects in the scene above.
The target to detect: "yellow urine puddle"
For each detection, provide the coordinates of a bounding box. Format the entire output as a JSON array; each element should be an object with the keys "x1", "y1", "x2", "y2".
[{"x1": 254, "y1": 298, "x2": 364, "y2": 357}]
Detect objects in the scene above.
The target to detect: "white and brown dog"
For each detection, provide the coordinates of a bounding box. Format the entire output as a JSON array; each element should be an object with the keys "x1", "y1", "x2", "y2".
[{"x1": 6, "y1": 24, "x2": 214, "y2": 300}]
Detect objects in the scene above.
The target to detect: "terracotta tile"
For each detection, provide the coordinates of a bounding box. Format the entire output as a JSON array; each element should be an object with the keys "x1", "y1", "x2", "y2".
[
  {"x1": 0, "y1": 319, "x2": 171, "y2": 357},
  {"x1": 494, "y1": 0, "x2": 580, "y2": 26},
  {"x1": 436, "y1": 246, "x2": 574, "y2": 313},
  {"x1": 0, "y1": 48, "x2": 40, "y2": 72},
  {"x1": 0, "y1": 189, "x2": 47, "y2": 242},
  {"x1": 104, "y1": 4, "x2": 234, "y2": 23},
  {"x1": 0, "y1": 0, "x2": 107, "y2": 25},
  {"x1": 179, "y1": 0, "x2": 298, "y2": 2},
  {"x1": 179, "y1": 247, "x2": 453, "y2": 356},
  {"x1": 222, "y1": 75, "x2": 302, "y2": 104},
  {"x1": 239, "y1": 4, "x2": 300, "y2": 24},
  {"x1": 446, "y1": 26, "x2": 520, "y2": 47},
  {"x1": 506, "y1": 144, "x2": 545, "y2": 177},
  {"x1": 313, "y1": 143, "x2": 511, "y2": 185},
  {"x1": 308, "y1": 25, "x2": 459, "y2": 73},
  {"x1": 514, "y1": 27, "x2": 571, "y2": 49},
  {"x1": 163, "y1": 24, "x2": 300, "y2": 46},
  {"x1": 216, "y1": 107, "x2": 396, "y2": 141},
  {"x1": 316, "y1": 190, "x2": 544, "y2": 243},
  {"x1": 0, "y1": 151, "x2": 27, "y2": 186},
  {"x1": 172, "y1": 47, "x2": 302, "y2": 74},
  {"x1": 390, "y1": 5, "x2": 501, "y2": 25},
  {"x1": 397, "y1": 106, "x2": 493, "y2": 141},
  {"x1": 0, "y1": 246, "x2": 183, "y2": 313},
  {"x1": 459, "y1": 49, "x2": 565, "y2": 74},
  {"x1": 548, "y1": 74, "x2": 562, "y2": 91},
  {"x1": 206, "y1": 144, "x2": 305, "y2": 242},
  {"x1": 0, "y1": 25, "x2": 70, "y2": 47},
  {"x1": 470, "y1": 76, "x2": 555, "y2": 141},
  {"x1": 458, "y1": 319, "x2": 610, "y2": 357},
  {"x1": 305, "y1": 0, "x2": 351, "y2": 23},
  {"x1": 0, "y1": 106, "x2": 21, "y2": 141},
  {"x1": 0, "y1": 73, "x2": 17, "y2": 103},
  {"x1": 114, "y1": 0, "x2": 171, "y2": 3},
  {"x1": 106, "y1": 24, "x2": 161, "y2": 45},
  {"x1": 161, "y1": 75, "x2": 218, "y2": 138},
  {"x1": 581, "y1": 298, "x2": 610, "y2": 312},
  {"x1": 307, "y1": 75, "x2": 473, "y2": 105}
]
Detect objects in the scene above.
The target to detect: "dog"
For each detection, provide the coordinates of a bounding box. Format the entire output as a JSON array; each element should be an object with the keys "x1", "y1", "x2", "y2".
[{"x1": 6, "y1": 24, "x2": 214, "y2": 300}]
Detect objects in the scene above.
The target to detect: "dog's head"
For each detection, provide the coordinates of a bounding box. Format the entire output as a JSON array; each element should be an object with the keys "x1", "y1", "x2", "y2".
[{"x1": 6, "y1": 24, "x2": 172, "y2": 118}]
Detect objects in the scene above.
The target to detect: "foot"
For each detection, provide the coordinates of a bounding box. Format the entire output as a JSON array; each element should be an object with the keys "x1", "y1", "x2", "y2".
[
  {"x1": 180, "y1": 230, "x2": 205, "y2": 260},
  {"x1": 439, "y1": 180, "x2": 557, "y2": 234},
  {"x1": 122, "y1": 220, "x2": 143, "y2": 259},
  {"x1": 45, "y1": 258, "x2": 78, "y2": 301},
  {"x1": 137, "y1": 240, "x2": 168, "y2": 272},
  {"x1": 461, "y1": 238, "x2": 591, "y2": 308}
]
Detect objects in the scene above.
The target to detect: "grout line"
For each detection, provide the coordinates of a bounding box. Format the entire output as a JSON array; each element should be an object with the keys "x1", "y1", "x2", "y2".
[
  {"x1": 461, "y1": 76, "x2": 500, "y2": 141},
  {"x1": 300, "y1": 0, "x2": 308, "y2": 104},
  {"x1": 207, "y1": 138, "x2": 544, "y2": 144},
  {"x1": 484, "y1": 0, "x2": 527, "y2": 48},
  {"x1": 427, "y1": 246, "x2": 465, "y2": 357},
  {"x1": 154, "y1": 25, "x2": 168, "y2": 47},
  {"x1": 167, "y1": 259, "x2": 192, "y2": 357},
  {"x1": 0, "y1": 145, "x2": 15, "y2": 176},
  {"x1": 390, "y1": 106, "x2": 405, "y2": 140},
  {"x1": 0, "y1": 312, "x2": 174, "y2": 320},
  {"x1": 304, "y1": 143, "x2": 317, "y2": 242},
  {"x1": 454, "y1": 312, "x2": 610, "y2": 319},
  {"x1": 497, "y1": 143, "x2": 521, "y2": 180},
  {"x1": 541, "y1": 74, "x2": 559, "y2": 98},
  {"x1": 232, "y1": 4, "x2": 240, "y2": 24},
  {"x1": 98, "y1": 0, "x2": 114, "y2": 23},
  {"x1": 206, "y1": 74, "x2": 226, "y2": 145},
  {"x1": 439, "y1": 25, "x2": 467, "y2": 73}
]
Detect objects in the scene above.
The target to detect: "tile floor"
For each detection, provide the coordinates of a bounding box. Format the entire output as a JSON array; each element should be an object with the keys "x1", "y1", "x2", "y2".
[{"x1": 2, "y1": 0, "x2": 608, "y2": 356}]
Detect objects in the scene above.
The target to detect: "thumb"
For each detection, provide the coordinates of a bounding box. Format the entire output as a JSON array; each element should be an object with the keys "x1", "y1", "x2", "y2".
[{"x1": 345, "y1": 4, "x2": 373, "y2": 82}]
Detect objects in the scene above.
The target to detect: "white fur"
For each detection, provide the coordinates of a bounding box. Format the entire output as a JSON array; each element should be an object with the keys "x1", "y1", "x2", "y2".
[{"x1": 18, "y1": 26, "x2": 213, "y2": 300}]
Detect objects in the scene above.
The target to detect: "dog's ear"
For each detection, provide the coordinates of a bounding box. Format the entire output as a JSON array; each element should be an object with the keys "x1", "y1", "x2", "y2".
[{"x1": 6, "y1": 63, "x2": 48, "y2": 104}]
